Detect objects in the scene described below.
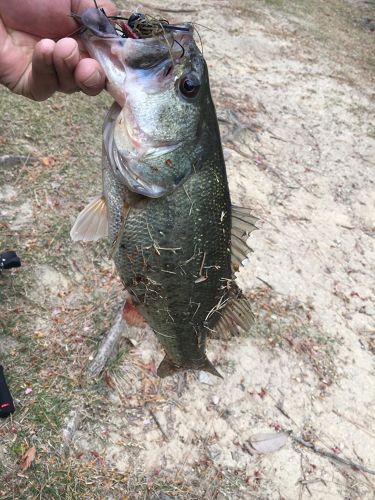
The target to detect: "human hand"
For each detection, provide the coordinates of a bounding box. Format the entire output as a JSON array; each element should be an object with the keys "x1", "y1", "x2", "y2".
[{"x1": 0, "y1": 0, "x2": 117, "y2": 100}]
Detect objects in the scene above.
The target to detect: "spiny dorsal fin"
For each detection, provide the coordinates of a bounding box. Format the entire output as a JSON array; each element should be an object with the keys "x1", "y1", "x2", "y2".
[
  {"x1": 231, "y1": 205, "x2": 258, "y2": 273},
  {"x1": 212, "y1": 283, "x2": 254, "y2": 340},
  {"x1": 70, "y1": 195, "x2": 108, "y2": 242}
]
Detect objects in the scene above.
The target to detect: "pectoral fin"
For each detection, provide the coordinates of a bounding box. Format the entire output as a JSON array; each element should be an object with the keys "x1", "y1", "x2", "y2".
[{"x1": 70, "y1": 195, "x2": 108, "y2": 242}]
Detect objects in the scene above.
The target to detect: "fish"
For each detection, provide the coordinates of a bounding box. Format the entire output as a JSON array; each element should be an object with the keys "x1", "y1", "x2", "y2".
[{"x1": 71, "y1": 7, "x2": 257, "y2": 378}]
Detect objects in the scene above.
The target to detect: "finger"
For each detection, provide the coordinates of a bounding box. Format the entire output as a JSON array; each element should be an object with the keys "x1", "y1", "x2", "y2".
[
  {"x1": 75, "y1": 58, "x2": 106, "y2": 96},
  {"x1": 27, "y1": 39, "x2": 59, "y2": 101},
  {"x1": 53, "y1": 38, "x2": 80, "y2": 94},
  {"x1": 0, "y1": 1, "x2": 117, "y2": 39}
]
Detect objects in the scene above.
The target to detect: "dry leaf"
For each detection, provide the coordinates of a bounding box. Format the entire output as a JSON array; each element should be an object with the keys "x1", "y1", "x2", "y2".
[
  {"x1": 257, "y1": 387, "x2": 267, "y2": 399},
  {"x1": 20, "y1": 446, "x2": 36, "y2": 471},
  {"x1": 248, "y1": 431, "x2": 289, "y2": 454},
  {"x1": 40, "y1": 156, "x2": 55, "y2": 167},
  {"x1": 104, "y1": 371, "x2": 116, "y2": 390},
  {"x1": 41, "y1": 157, "x2": 50, "y2": 166}
]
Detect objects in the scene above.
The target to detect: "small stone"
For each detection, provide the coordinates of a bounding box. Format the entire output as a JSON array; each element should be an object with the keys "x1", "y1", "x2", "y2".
[
  {"x1": 198, "y1": 371, "x2": 213, "y2": 385},
  {"x1": 207, "y1": 444, "x2": 222, "y2": 460}
]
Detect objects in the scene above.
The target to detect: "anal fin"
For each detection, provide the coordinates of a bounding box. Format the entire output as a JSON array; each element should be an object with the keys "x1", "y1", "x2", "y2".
[
  {"x1": 70, "y1": 195, "x2": 108, "y2": 242},
  {"x1": 212, "y1": 283, "x2": 254, "y2": 340}
]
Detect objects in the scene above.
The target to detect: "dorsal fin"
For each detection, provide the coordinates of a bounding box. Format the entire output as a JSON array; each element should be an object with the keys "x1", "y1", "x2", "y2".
[
  {"x1": 231, "y1": 205, "x2": 258, "y2": 273},
  {"x1": 211, "y1": 283, "x2": 254, "y2": 340},
  {"x1": 70, "y1": 195, "x2": 108, "y2": 242}
]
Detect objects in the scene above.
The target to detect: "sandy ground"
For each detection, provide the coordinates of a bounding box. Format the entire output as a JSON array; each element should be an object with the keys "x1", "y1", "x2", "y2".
[
  {"x1": 74, "y1": 0, "x2": 375, "y2": 498},
  {"x1": 1, "y1": 0, "x2": 374, "y2": 498}
]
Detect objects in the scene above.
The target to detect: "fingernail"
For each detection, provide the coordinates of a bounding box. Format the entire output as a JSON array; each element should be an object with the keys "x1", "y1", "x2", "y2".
[{"x1": 83, "y1": 70, "x2": 101, "y2": 88}]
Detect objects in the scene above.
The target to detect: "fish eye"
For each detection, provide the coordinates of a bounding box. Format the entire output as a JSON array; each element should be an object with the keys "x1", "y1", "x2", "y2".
[{"x1": 179, "y1": 75, "x2": 200, "y2": 98}]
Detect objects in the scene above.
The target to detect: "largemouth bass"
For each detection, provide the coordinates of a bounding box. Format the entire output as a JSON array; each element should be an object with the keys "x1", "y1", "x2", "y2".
[{"x1": 71, "y1": 8, "x2": 257, "y2": 377}]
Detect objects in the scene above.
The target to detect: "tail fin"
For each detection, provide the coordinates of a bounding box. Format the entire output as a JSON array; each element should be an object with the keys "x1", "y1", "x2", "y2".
[{"x1": 157, "y1": 355, "x2": 223, "y2": 379}]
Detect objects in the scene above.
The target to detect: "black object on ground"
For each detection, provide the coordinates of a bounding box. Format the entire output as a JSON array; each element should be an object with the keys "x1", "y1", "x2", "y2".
[
  {"x1": 0, "y1": 365, "x2": 15, "y2": 418},
  {"x1": 0, "y1": 251, "x2": 21, "y2": 270}
]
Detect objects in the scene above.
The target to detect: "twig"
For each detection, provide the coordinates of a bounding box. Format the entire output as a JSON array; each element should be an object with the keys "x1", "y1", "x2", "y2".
[
  {"x1": 269, "y1": 134, "x2": 289, "y2": 143},
  {"x1": 292, "y1": 435, "x2": 375, "y2": 475},
  {"x1": 275, "y1": 400, "x2": 293, "y2": 421},
  {"x1": 0, "y1": 154, "x2": 37, "y2": 167},
  {"x1": 256, "y1": 276, "x2": 273, "y2": 289},
  {"x1": 61, "y1": 409, "x2": 81, "y2": 455},
  {"x1": 89, "y1": 307, "x2": 126, "y2": 377},
  {"x1": 148, "y1": 407, "x2": 169, "y2": 441},
  {"x1": 218, "y1": 112, "x2": 260, "y2": 134},
  {"x1": 225, "y1": 142, "x2": 252, "y2": 159},
  {"x1": 298, "y1": 453, "x2": 312, "y2": 498},
  {"x1": 61, "y1": 305, "x2": 127, "y2": 453}
]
